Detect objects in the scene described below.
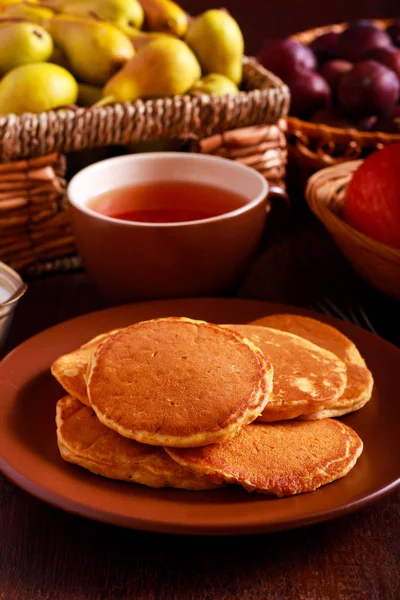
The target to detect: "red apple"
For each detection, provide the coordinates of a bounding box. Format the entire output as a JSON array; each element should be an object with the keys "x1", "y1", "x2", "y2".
[{"x1": 343, "y1": 142, "x2": 400, "y2": 249}]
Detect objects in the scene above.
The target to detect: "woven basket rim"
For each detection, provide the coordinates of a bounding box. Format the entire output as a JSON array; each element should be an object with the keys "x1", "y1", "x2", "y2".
[
  {"x1": 288, "y1": 18, "x2": 400, "y2": 142},
  {"x1": 306, "y1": 160, "x2": 400, "y2": 264},
  {"x1": 286, "y1": 116, "x2": 400, "y2": 143}
]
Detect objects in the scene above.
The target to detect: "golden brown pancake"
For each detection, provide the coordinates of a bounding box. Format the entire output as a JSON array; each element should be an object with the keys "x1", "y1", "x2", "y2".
[
  {"x1": 87, "y1": 317, "x2": 273, "y2": 447},
  {"x1": 166, "y1": 420, "x2": 363, "y2": 496},
  {"x1": 56, "y1": 396, "x2": 221, "y2": 490},
  {"x1": 51, "y1": 330, "x2": 120, "y2": 406},
  {"x1": 224, "y1": 325, "x2": 347, "y2": 421},
  {"x1": 251, "y1": 314, "x2": 373, "y2": 419}
]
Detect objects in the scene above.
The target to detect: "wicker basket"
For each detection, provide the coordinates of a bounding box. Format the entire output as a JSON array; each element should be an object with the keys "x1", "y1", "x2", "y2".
[
  {"x1": 287, "y1": 19, "x2": 400, "y2": 174},
  {"x1": 0, "y1": 153, "x2": 79, "y2": 272},
  {"x1": 0, "y1": 57, "x2": 289, "y2": 163},
  {"x1": 0, "y1": 58, "x2": 290, "y2": 274},
  {"x1": 306, "y1": 160, "x2": 400, "y2": 300}
]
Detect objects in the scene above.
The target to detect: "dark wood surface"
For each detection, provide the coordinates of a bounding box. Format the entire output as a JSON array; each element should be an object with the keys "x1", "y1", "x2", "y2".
[{"x1": 1, "y1": 1, "x2": 400, "y2": 598}]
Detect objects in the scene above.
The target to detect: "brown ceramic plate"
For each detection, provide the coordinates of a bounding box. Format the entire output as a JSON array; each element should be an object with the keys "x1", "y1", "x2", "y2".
[{"x1": 0, "y1": 298, "x2": 399, "y2": 536}]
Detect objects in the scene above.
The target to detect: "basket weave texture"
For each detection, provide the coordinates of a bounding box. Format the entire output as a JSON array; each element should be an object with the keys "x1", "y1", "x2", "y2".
[
  {"x1": 192, "y1": 120, "x2": 287, "y2": 190},
  {"x1": 0, "y1": 153, "x2": 76, "y2": 270},
  {"x1": 0, "y1": 57, "x2": 289, "y2": 163},
  {"x1": 306, "y1": 160, "x2": 400, "y2": 300},
  {"x1": 288, "y1": 19, "x2": 400, "y2": 173}
]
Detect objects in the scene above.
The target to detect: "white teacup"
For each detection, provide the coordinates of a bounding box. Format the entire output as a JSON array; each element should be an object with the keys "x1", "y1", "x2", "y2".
[{"x1": 68, "y1": 152, "x2": 278, "y2": 301}]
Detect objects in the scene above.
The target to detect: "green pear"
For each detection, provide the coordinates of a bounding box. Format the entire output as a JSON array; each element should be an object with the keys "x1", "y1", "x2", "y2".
[
  {"x1": 48, "y1": 15, "x2": 134, "y2": 85},
  {"x1": 62, "y1": 0, "x2": 144, "y2": 30},
  {"x1": 0, "y1": 62, "x2": 78, "y2": 115},
  {"x1": 0, "y1": 21, "x2": 53, "y2": 74},
  {"x1": 185, "y1": 9, "x2": 244, "y2": 85},
  {"x1": 103, "y1": 37, "x2": 201, "y2": 102},
  {"x1": 189, "y1": 73, "x2": 239, "y2": 96}
]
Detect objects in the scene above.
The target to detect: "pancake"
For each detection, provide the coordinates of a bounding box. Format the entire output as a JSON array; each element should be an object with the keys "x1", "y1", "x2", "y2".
[
  {"x1": 87, "y1": 317, "x2": 273, "y2": 447},
  {"x1": 251, "y1": 314, "x2": 373, "y2": 419},
  {"x1": 51, "y1": 329, "x2": 120, "y2": 406},
  {"x1": 166, "y1": 420, "x2": 363, "y2": 496},
  {"x1": 56, "y1": 396, "x2": 221, "y2": 490},
  {"x1": 224, "y1": 325, "x2": 347, "y2": 421}
]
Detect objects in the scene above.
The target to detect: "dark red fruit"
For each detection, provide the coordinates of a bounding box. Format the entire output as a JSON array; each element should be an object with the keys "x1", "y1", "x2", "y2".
[
  {"x1": 357, "y1": 115, "x2": 378, "y2": 131},
  {"x1": 366, "y1": 46, "x2": 400, "y2": 80},
  {"x1": 319, "y1": 59, "x2": 352, "y2": 93},
  {"x1": 286, "y1": 70, "x2": 331, "y2": 118},
  {"x1": 310, "y1": 108, "x2": 377, "y2": 131},
  {"x1": 373, "y1": 106, "x2": 400, "y2": 133},
  {"x1": 336, "y1": 24, "x2": 392, "y2": 62},
  {"x1": 310, "y1": 32, "x2": 339, "y2": 62},
  {"x1": 310, "y1": 108, "x2": 355, "y2": 128},
  {"x1": 387, "y1": 20, "x2": 400, "y2": 47},
  {"x1": 258, "y1": 38, "x2": 317, "y2": 78},
  {"x1": 338, "y1": 60, "x2": 400, "y2": 115}
]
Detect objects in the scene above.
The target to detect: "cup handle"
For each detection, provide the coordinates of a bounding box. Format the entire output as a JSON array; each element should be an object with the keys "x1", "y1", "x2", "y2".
[
  {"x1": 264, "y1": 185, "x2": 290, "y2": 241},
  {"x1": 266, "y1": 185, "x2": 290, "y2": 216}
]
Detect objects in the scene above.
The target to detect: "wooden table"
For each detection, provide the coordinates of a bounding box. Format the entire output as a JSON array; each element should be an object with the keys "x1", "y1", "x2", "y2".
[
  {"x1": 1, "y1": 2, "x2": 400, "y2": 597},
  {"x1": 1, "y1": 212, "x2": 399, "y2": 600}
]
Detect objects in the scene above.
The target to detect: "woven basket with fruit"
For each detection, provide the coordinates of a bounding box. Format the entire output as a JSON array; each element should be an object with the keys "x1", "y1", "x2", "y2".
[
  {"x1": 0, "y1": 0, "x2": 290, "y2": 273},
  {"x1": 258, "y1": 18, "x2": 400, "y2": 172},
  {"x1": 0, "y1": 1, "x2": 289, "y2": 161}
]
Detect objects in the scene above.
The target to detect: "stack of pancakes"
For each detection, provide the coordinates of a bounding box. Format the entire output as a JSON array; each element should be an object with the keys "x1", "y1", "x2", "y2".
[{"x1": 52, "y1": 314, "x2": 372, "y2": 497}]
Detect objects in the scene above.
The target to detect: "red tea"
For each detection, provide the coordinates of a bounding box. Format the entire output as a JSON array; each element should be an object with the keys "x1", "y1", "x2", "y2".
[{"x1": 88, "y1": 181, "x2": 247, "y2": 223}]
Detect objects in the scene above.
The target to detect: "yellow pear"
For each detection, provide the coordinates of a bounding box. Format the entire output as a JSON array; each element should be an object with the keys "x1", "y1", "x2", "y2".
[
  {"x1": 103, "y1": 37, "x2": 201, "y2": 102},
  {"x1": 0, "y1": 21, "x2": 53, "y2": 74},
  {"x1": 189, "y1": 74, "x2": 239, "y2": 96},
  {"x1": 185, "y1": 9, "x2": 244, "y2": 85},
  {"x1": 62, "y1": 0, "x2": 144, "y2": 30},
  {"x1": 117, "y1": 23, "x2": 172, "y2": 50},
  {"x1": 0, "y1": 62, "x2": 78, "y2": 115},
  {"x1": 138, "y1": 0, "x2": 187, "y2": 37},
  {"x1": 77, "y1": 82, "x2": 102, "y2": 106},
  {"x1": 48, "y1": 15, "x2": 134, "y2": 85},
  {"x1": 1, "y1": 1, "x2": 54, "y2": 25}
]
